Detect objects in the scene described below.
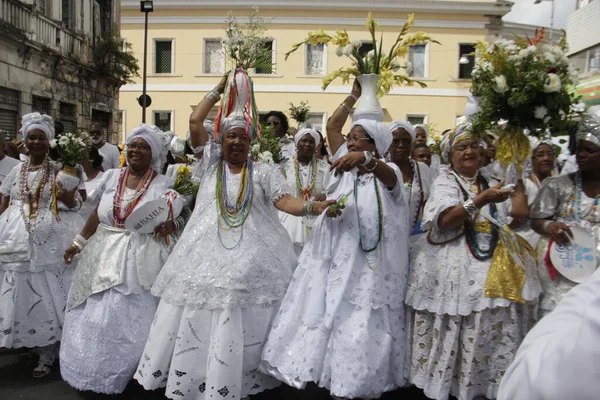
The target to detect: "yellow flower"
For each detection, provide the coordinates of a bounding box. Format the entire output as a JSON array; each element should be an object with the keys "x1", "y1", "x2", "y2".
[
  {"x1": 365, "y1": 12, "x2": 379, "y2": 32},
  {"x1": 306, "y1": 29, "x2": 332, "y2": 46},
  {"x1": 396, "y1": 45, "x2": 409, "y2": 58},
  {"x1": 331, "y1": 30, "x2": 350, "y2": 47}
]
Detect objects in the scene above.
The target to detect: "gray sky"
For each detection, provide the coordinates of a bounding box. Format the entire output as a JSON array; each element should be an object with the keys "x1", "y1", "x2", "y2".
[{"x1": 503, "y1": 0, "x2": 577, "y2": 30}]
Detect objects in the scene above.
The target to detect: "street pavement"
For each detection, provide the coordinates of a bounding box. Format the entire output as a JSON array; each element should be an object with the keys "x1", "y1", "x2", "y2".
[{"x1": 0, "y1": 349, "x2": 432, "y2": 400}]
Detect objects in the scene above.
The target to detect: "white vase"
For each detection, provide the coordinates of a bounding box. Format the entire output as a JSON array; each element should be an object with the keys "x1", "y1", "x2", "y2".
[
  {"x1": 354, "y1": 73, "x2": 384, "y2": 122},
  {"x1": 57, "y1": 166, "x2": 80, "y2": 191},
  {"x1": 229, "y1": 68, "x2": 251, "y2": 118}
]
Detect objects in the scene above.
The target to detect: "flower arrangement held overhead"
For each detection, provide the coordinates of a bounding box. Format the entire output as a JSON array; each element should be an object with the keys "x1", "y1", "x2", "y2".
[
  {"x1": 289, "y1": 101, "x2": 311, "y2": 124},
  {"x1": 221, "y1": 6, "x2": 273, "y2": 71},
  {"x1": 285, "y1": 13, "x2": 439, "y2": 96},
  {"x1": 470, "y1": 29, "x2": 579, "y2": 172}
]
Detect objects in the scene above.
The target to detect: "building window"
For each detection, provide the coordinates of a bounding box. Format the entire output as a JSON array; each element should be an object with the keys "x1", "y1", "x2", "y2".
[
  {"x1": 32, "y1": 96, "x2": 52, "y2": 115},
  {"x1": 203, "y1": 39, "x2": 225, "y2": 74},
  {"x1": 37, "y1": 0, "x2": 51, "y2": 17},
  {"x1": 153, "y1": 111, "x2": 172, "y2": 132},
  {"x1": 62, "y1": 0, "x2": 76, "y2": 29},
  {"x1": 305, "y1": 43, "x2": 325, "y2": 76},
  {"x1": 59, "y1": 102, "x2": 77, "y2": 133},
  {"x1": 358, "y1": 41, "x2": 374, "y2": 58},
  {"x1": 458, "y1": 43, "x2": 476, "y2": 79},
  {"x1": 407, "y1": 115, "x2": 426, "y2": 126},
  {"x1": 589, "y1": 45, "x2": 600, "y2": 73},
  {"x1": 255, "y1": 40, "x2": 274, "y2": 75},
  {"x1": 154, "y1": 39, "x2": 174, "y2": 74},
  {"x1": 408, "y1": 44, "x2": 427, "y2": 78},
  {"x1": 306, "y1": 113, "x2": 325, "y2": 132}
]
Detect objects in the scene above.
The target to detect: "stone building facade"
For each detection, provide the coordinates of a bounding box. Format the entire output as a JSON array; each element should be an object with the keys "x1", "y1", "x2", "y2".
[{"x1": 0, "y1": 0, "x2": 125, "y2": 143}]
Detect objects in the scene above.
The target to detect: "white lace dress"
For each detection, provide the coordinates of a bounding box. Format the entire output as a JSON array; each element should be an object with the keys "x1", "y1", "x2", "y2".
[
  {"x1": 530, "y1": 173, "x2": 600, "y2": 316},
  {"x1": 0, "y1": 162, "x2": 84, "y2": 349},
  {"x1": 60, "y1": 170, "x2": 175, "y2": 394},
  {"x1": 135, "y1": 143, "x2": 297, "y2": 400},
  {"x1": 78, "y1": 171, "x2": 104, "y2": 222},
  {"x1": 279, "y1": 156, "x2": 330, "y2": 254},
  {"x1": 260, "y1": 144, "x2": 410, "y2": 399},
  {"x1": 405, "y1": 171, "x2": 541, "y2": 400}
]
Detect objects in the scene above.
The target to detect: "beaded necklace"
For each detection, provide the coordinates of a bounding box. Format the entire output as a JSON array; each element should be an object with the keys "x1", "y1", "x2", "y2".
[
  {"x1": 18, "y1": 157, "x2": 57, "y2": 245},
  {"x1": 355, "y1": 174, "x2": 384, "y2": 264},
  {"x1": 454, "y1": 172, "x2": 498, "y2": 260},
  {"x1": 407, "y1": 160, "x2": 425, "y2": 226},
  {"x1": 216, "y1": 160, "x2": 253, "y2": 228},
  {"x1": 564, "y1": 172, "x2": 600, "y2": 223},
  {"x1": 113, "y1": 167, "x2": 156, "y2": 228},
  {"x1": 294, "y1": 156, "x2": 318, "y2": 200}
]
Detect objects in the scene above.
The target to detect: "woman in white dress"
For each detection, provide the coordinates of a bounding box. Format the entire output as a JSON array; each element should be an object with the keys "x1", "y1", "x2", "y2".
[
  {"x1": 530, "y1": 112, "x2": 600, "y2": 317},
  {"x1": 405, "y1": 124, "x2": 541, "y2": 400},
  {"x1": 279, "y1": 127, "x2": 330, "y2": 254},
  {"x1": 134, "y1": 75, "x2": 336, "y2": 400},
  {"x1": 78, "y1": 146, "x2": 105, "y2": 222},
  {"x1": 388, "y1": 120, "x2": 433, "y2": 237},
  {"x1": 513, "y1": 138, "x2": 555, "y2": 249},
  {"x1": 59, "y1": 125, "x2": 186, "y2": 394},
  {"x1": 260, "y1": 82, "x2": 409, "y2": 399},
  {"x1": 0, "y1": 112, "x2": 84, "y2": 378}
]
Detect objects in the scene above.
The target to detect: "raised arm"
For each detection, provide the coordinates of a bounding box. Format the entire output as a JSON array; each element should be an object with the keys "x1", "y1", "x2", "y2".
[
  {"x1": 189, "y1": 74, "x2": 228, "y2": 149},
  {"x1": 326, "y1": 80, "x2": 361, "y2": 155}
]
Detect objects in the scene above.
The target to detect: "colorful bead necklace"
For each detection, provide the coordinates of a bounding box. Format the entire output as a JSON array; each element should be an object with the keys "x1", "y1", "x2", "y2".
[
  {"x1": 294, "y1": 156, "x2": 318, "y2": 200},
  {"x1": 18, "y1": 157, "x2": 57, "y2": 245},
  {"x1": 563, "y1": 172, "x2": 600, "y2": 223},
  {"x1": 113, "y1": 167, "x2": 156, "y2": 228},
  {"x1": 216, "y1": 160, "x2": 253, "y2": 229}
]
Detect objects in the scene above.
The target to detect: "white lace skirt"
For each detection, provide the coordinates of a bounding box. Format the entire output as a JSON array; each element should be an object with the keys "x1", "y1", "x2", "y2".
[
  {"x1": 60, "y1": 288, "x2": 158, "y2": 394},
  {"x1": 0, "y1": 267, "x2": 73, "y2": 348},
  {"x1": 135, "y1": 300, "x2": 282, "y2": 400},
  {"x1": 260, "y1": 292, "x2": 406, "y2": 398},
  {"x1": 406, "y1": 302, "x2": 538, "y2": 400}
]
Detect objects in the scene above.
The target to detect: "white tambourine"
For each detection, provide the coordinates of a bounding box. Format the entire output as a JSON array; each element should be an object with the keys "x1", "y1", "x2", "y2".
[
  {"x1": 549, "y1": 226, "x2": 598, "y2": 283},
  {"x1": 125, "y1": 199, "x2": 169, "y2": 234}
]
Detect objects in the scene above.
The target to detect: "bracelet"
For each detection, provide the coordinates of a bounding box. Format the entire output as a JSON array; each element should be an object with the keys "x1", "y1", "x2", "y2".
[
  {"x1": 349, "y1": 94, "x2": 358, "y2": 102},
  {"x1": 463, "y1": 199, "x2": 479, "y2": 218},
  {"x1": 75, "y1": 234, "x2": 87, "y2": 246},
  {"x1": 205, "y1": 90, "x2": 220, "y2": 102},
  {"x1": 71, "y1": 240, "x2": 83, "y2": 252},
  {"x1": 542, "y1": 220, "x2": 554, "y2": 234},
  {"x1": 364, "y1": 159, "x2": 378, "y2": 172},
  {"x1": 360, "y1": 151, "x2": 373, "y2": 167},
  {"x1": 174, "y1": 216, "x2": 185, "y2": 231},
  {"x1": 339, "y1": 103, "x2": 353, "y2": 114}
]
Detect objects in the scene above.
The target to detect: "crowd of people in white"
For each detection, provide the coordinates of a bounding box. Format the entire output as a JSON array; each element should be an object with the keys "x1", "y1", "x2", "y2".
[{"x1": 1, "y1": 74, "x2": 600, "y2": 400}]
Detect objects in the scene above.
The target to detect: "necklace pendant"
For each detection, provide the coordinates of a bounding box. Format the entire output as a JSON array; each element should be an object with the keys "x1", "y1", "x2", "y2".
[{"x1": 470, "y1": 184, "x2": 478, "y2": 193}]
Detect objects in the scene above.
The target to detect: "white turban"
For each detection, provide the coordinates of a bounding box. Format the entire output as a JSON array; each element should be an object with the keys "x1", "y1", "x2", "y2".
[
  {"x1": 576, "y1": 111, "x2": 600, "y2": 148},
  {"x1": 127, "y1": 124, "x2": 165, "y2": 172},
  {"x1": 529, "y1": 136, "x2": 553, "y2": 152},
  {"x1": 414, "y1": 124, "x2": 429, "y2": 137},
  {"x1": 161, "y1": 130, "x2": 175, "y2": 152},
  {"x1": 351, "y1": 119, "x2": 393, "y2": 157},
  {"x1": 294, "y1": 128, "x2": 321, "y2": 147},
  {"x1": 21, "y1": 112, "x2": 54, "y2": 141},
  {"x1": 218, "y1": 116, "x2": 251, "y2": 142},
  {"x1": 388, "y1": 120, "x2": 416, "y2": 141},
  {"x1": 441, "y1": 123, "x2": 477, "y2": 163}
]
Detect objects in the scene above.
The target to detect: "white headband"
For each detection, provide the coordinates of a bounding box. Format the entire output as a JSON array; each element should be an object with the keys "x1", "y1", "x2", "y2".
[
  {"x1": 127, "y1": 124, "x2": 165, "y2": 172},
  {"x1": 388, "y1": 120, "x2": 416, "y2": 141},
  {"x1": 21, "y1": 112, "x2": 54, "y2": 141},
  {"x1": 294, "y1": 128, "x2": 321, "y2": 147}
]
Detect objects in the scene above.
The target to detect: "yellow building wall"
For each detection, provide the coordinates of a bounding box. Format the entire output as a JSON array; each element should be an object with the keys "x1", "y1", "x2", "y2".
[{"x1": 119, "y1": 7, "x2": 495, "y2": 142}]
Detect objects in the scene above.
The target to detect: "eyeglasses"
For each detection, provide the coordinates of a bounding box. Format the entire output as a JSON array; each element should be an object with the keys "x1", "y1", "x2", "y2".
[
  {"x1": 127, "y1": 143, "x2": 151, "y2": 151},
  {"x1": 347, "y1": 136, "x2": 372, "y2": 144}
]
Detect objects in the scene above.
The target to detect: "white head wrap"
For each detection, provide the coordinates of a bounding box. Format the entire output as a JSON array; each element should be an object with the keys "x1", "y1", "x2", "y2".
[
  {"x1": 127, "y1": 124, "x2": 165, "y2": 172},
  {"x1": 441, "y1": 123, "x2": 477, "y2": 163},
  {"x1": 218, "y1": 116, "x2": 251, "y2": 142},
  {"x1": 21, "y1": 112, "x2": 54, "y2": 141},
  {"x1": 388, "y1": 120, "x2": 416, "y2": 141},
  {"x1": 160, "y1": 130, "x2": 175, "y2": 152},
  {"x1": 414, "y1": 124, "x2": 429, "y2": 138},
  {"x1": 294, "y1": 128, "x2": 321, "y2": 147},
  {"x1": 351, "y1": 119, "x2": 393, "y2": 157},
  {"x1": 576, "y1": 110, "x2": 600, "y2": 148}
]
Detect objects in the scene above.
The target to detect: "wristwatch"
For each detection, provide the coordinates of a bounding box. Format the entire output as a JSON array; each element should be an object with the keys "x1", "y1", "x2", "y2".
[{"x1": 360, "y1": 151, "x2": 373, "y2": 167}]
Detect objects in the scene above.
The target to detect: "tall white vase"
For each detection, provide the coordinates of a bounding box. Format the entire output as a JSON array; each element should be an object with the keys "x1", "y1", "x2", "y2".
[
  {"x1": 229, "y1": 69, "x2": 250, "y2": 118},
  {"x1": 353, "y1": 73, "x2": 384, "y2": 122}
]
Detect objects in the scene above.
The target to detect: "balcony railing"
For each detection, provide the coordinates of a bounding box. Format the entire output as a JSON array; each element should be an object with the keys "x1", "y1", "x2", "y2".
[{"x1": 0, "y1": 0, "x2": 85, "y2": 62}]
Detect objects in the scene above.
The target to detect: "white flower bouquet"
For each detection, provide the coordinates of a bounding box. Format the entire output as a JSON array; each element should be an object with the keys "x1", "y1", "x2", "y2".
[
  {"x1": 51, "y1": 131, "x2": 92, "y2": 190},
  {"x1": 250, "y1": 124, "x2": 284, "y2": 164},
  {"x1": 470, "y1": 29, "x2": 579, "y2": 170},
  {"x1": 289, "y1": 101, "x2": 311, "y2": 123}
]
